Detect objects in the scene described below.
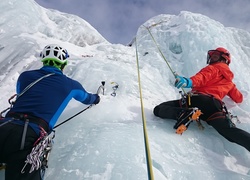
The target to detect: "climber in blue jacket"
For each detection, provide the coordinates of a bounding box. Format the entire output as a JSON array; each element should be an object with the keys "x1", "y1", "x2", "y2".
[{"x1": 0, "y1": 44, "x2": 100, "y2": 180}]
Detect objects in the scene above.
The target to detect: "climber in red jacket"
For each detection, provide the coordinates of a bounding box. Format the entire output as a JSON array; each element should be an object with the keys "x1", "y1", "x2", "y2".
[{"x1": 154, "y1": 47, "x2": 250, "y2": 151}]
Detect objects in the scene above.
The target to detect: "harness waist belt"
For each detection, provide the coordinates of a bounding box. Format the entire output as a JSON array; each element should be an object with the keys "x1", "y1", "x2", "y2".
[{"x1": 7, "y1": 112, "x2": 49, "y2": 132}]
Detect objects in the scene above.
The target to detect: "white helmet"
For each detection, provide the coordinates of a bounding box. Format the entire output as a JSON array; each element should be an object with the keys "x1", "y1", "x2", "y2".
[{"x1": 40, "y1": 44, "x2": 69, "y2": 69}]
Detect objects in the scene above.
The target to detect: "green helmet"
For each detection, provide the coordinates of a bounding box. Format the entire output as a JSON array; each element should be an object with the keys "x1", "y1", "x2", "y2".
[{"x1": 40, "y1": 44, "x2": 69, "y2": 69}]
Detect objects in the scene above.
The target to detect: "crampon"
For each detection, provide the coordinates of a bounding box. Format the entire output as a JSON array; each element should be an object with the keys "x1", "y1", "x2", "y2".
[{"x1": 174, "y1": 107, "x2": 202, "y2": 135}]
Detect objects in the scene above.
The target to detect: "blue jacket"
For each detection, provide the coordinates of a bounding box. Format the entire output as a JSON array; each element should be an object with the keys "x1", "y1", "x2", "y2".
[{"x1": 6, "y1": 66, "x2": 98, "y2": 134}]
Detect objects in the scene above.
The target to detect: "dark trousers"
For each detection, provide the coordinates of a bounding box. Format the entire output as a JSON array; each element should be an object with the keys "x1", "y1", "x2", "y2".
[
  {"x1": 153, "y1": 94, "x2": 250, "y2": 152},
  {"x1": 0, "y1": 122, "x2": 41, "y2": 180}
]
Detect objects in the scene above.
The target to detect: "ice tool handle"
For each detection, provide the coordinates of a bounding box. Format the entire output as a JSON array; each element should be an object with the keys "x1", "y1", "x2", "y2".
[{"x1": 53, "y1": 82, "x2": 104, "y2": 129}]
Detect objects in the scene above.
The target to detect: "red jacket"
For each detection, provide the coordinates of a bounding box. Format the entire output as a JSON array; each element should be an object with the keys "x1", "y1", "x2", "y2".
[{"x1": 190, "y1": 62, "x2": 243, "y2": 103}]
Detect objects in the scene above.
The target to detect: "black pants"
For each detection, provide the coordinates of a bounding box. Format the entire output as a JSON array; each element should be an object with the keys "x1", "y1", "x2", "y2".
[
  {"x1": 153, "y1": 94, "x2": 250, "y2": 151},
  {"x1": 0, "y1": 122, "x2": 41, "y2": 180}
]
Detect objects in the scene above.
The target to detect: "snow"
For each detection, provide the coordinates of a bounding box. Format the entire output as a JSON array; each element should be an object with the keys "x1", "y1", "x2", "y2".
[{"x1": 1, "y1": 0, "x2": 250, "y2": 180}]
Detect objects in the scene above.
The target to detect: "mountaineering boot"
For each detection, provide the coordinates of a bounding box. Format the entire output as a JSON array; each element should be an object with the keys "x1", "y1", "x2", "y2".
[{"x1": 174, "y1": 107, "x2": 202, "y2": 134}]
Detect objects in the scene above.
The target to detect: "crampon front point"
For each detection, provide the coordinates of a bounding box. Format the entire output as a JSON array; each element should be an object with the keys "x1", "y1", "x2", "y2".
[{"x1": 176, "y1": 108, "x2": 202, "y2": 135}]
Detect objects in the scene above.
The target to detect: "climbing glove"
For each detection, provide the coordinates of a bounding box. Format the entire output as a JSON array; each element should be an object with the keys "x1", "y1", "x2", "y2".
[
  {"x1": 175, "y1": 75, "x2": 192, "y2": 89},
  {"x1": 94, "y1": 94, "x2": 100, "y2": 104}
]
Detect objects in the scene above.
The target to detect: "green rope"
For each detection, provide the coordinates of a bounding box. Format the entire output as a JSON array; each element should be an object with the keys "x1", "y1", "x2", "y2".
[
  {"x1": 135, "y1": 38, "x2": 154, "y2": 180},
  {"x1": 143, "y1": 25, "x2": 186, "y2": 94}
]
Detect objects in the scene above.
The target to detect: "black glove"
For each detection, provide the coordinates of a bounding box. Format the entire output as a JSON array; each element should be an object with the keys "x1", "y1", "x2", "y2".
[{"x1": 94, "y1": 94, "x2": 100, "y2": 104}]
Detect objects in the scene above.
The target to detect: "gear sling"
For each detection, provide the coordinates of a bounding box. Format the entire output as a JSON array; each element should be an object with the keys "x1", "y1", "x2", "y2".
[{"x1": 0, "y1": 73, "x2": 55, "y2": 175}]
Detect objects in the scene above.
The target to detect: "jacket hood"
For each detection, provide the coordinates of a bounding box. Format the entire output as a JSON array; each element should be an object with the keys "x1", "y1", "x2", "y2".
[{"x1": 211, "y1": 62, "x2": 234, "y2": 81}]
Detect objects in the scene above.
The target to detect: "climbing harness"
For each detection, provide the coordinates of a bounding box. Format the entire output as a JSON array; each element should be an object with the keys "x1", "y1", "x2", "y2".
[{"x1": 19, "y1": 102, "x2": 94, "y2": 176}]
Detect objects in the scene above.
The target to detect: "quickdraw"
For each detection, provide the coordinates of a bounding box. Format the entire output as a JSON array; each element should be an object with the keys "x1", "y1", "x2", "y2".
[
  {"x1": 21, "y1": 129, "x2": 55, "y2": 174},
  {"x1": 111, "y1": 82, "x2": 119, "y2": 97},
  {"x1": 0, "y1": 94, "x2": 17, "y2": 118}
]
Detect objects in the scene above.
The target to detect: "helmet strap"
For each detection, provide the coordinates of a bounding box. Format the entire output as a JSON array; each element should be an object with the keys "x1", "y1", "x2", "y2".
[
  {"x1": 60, "y1": 63, "x2": 66, "y2": 71},
  {"x1": 220, "y1": 57, "x2": 229, "y2": 65}
]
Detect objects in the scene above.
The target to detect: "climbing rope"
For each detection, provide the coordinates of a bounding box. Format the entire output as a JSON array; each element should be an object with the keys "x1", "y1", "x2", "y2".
[
  {"x1": 135, "y1": 38, "x2": 154, "y2": 180},
  {"x1": 143, "y1": 25, "x2": 186, "y2": 94}
]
